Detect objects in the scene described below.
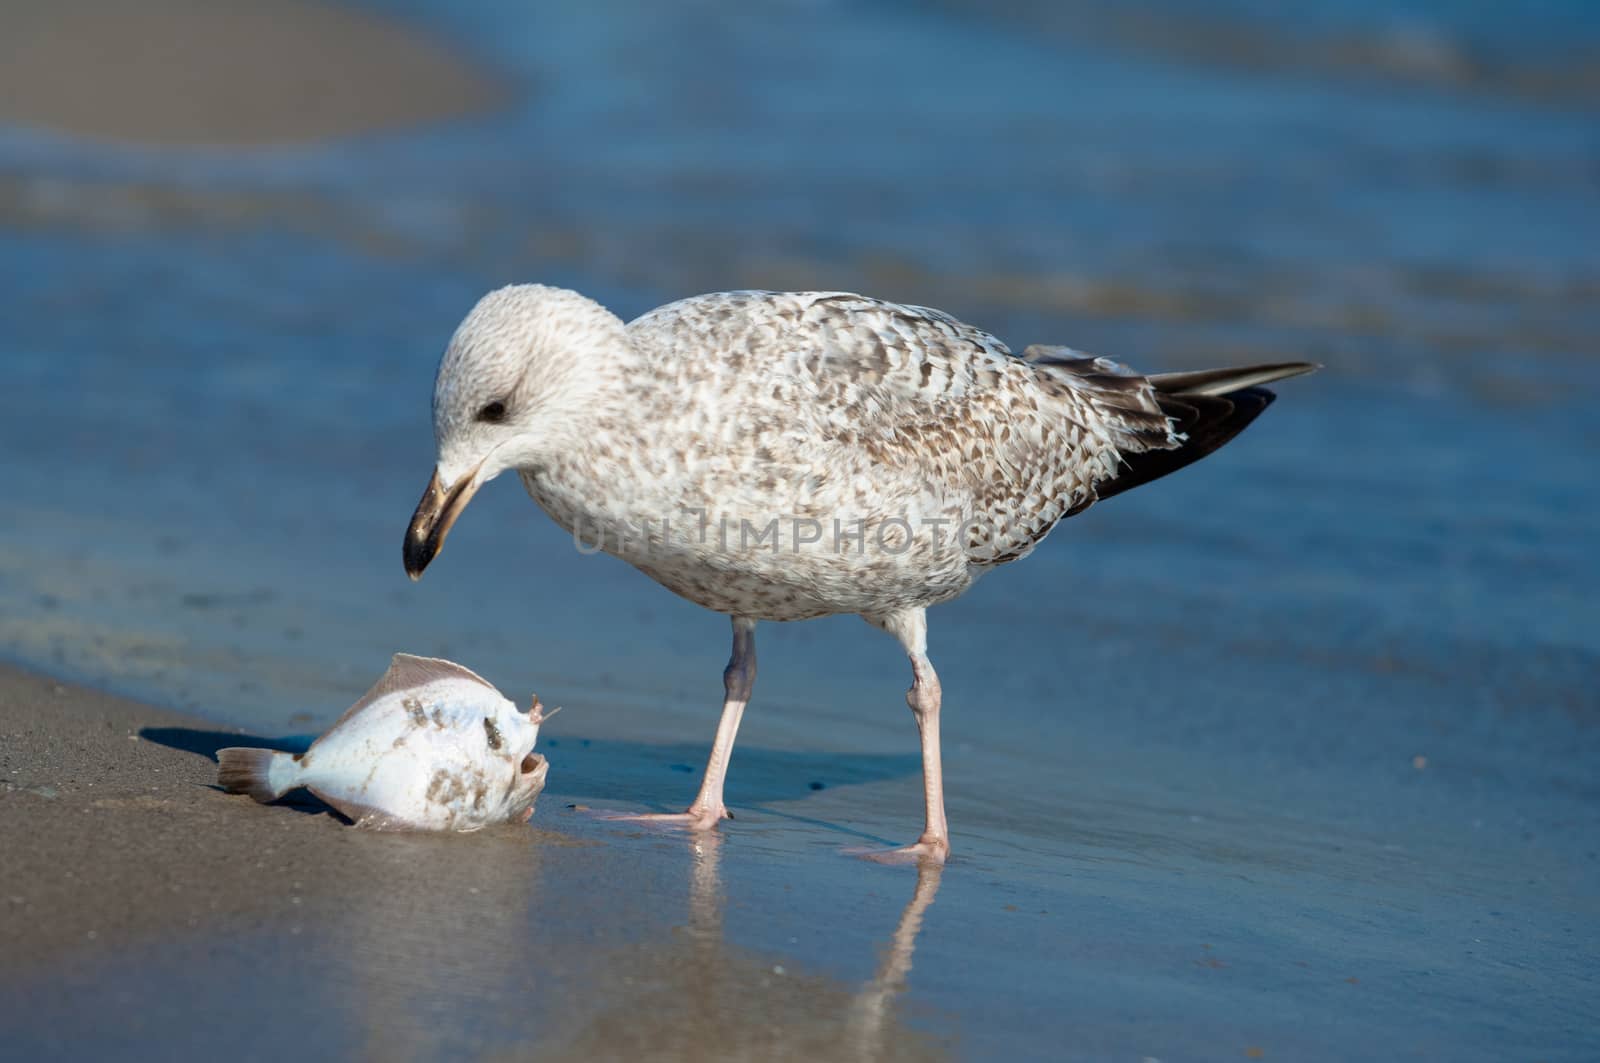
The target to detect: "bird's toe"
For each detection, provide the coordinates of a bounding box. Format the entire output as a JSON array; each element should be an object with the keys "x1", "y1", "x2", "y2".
[
  {"x1": 589, "y1": 806, "x2": 731, "y2": 832},
  {"x1": 848, "y1": 836, "x2": 949, "y2": 866}
]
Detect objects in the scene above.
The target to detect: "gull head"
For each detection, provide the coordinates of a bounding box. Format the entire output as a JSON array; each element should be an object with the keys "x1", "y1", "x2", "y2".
[{"x1": 404, "y1": 284, "x2": 628, "y2": 579}]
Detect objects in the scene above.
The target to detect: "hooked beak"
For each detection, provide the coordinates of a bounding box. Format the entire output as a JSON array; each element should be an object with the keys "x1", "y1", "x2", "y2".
[{"x1": 403, "y1": 464, "x2": 484, "y2": 580}]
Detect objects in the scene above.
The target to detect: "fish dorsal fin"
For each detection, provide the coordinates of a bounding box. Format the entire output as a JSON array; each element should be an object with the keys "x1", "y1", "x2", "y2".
[
  {"x1": 381, "y1": 653, "x2": 498, "y2": 694},
  {"x1": 327, "y1": 654, "x2": 499, "y2": 730}
]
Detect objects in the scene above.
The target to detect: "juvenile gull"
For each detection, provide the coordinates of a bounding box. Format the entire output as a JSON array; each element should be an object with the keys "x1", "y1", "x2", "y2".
[{"x1": 404, "y1": 285, "x2": 1316, "y2": 862}]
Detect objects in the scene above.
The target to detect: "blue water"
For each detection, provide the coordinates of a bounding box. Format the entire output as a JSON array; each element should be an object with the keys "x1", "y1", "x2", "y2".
[{"x1": 2, "y1": 2, "x2": 1597, "y2": 1059}]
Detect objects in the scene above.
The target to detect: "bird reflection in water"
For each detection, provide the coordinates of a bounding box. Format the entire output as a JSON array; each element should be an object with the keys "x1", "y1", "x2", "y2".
[
  {"x1": 320, "y1": 827, "x2": 947, "y2": 1061},
  {"x1": 546, "y1": 832, "x2": 950, "y2": 1063},
  {"x1": 848, "y1": 853, "x2": 945, "y2": 1060}
]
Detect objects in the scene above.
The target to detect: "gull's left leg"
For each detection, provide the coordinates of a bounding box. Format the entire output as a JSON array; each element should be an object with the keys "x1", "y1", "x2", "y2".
[
  {"x1": 601, "y1": 615, "x2": 756, "y2": 831},
  {"x1": 856, "y1": 608, "x2": 950, "y2": 864}
]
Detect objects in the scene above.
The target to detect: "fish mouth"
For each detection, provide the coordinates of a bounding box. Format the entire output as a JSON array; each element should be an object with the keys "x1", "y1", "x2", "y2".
[
  {"x1": 517, "y1": 751, "x2": 549, "y2": 802},
  {"x1": 403, "y1": 463, "x2": 483, "y2": 580}
]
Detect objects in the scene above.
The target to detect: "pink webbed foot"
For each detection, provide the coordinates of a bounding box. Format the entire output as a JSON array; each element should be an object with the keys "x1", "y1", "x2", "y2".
[
  {"x1": 847, "y1": 835, "x2": 950, "y2": 866},
  {"x1": 591, "y1": 805, "x2": 732, "y2": 832}
]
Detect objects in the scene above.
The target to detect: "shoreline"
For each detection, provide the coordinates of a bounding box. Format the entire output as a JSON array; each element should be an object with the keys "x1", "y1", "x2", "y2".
[
  {"x1": 0, "y1": 660, "x2": 952, "y2": 1061},
  {"x1": 0, "y1": 660, "x2": 362, "y2": 968},
  {"x1": 1, "y1": 0, "x2": 1596, "y2": 1054},
  {"x1": 0, "y1": 0, "x2": 505, "y2": 147}
]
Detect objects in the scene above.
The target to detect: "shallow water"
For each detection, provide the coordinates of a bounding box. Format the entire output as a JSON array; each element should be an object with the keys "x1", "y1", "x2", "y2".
[{"x1": 2, "y1": 1, "x2": 1597, "y2": 1059}]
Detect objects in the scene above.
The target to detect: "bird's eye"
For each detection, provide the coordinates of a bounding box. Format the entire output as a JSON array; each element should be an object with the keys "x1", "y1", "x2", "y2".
[{"x1": 477, "y1": 401, "x2": 507, "y2": 423}]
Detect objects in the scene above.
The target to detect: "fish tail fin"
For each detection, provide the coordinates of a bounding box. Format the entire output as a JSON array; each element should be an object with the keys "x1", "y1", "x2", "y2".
[{"x1": 217, "y1": 748, "x2": 298, "y2": 803}]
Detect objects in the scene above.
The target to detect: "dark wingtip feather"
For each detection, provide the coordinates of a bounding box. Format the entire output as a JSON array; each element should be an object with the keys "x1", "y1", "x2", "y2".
[
  {"x1": 1093, "y1": 386, "x2": 1278, "y2": 503},
  {"x1": 1148, "y1": 361, "x2": 1319, "y2": 397}
]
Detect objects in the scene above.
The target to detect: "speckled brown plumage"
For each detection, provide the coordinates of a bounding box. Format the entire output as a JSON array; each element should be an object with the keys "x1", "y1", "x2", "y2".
[
  {"x1": 409, "y1": 284, "x2": 1317, "y2": 858},
  {"x1": 510, "y1": 290, "x2": 1236, "y2": 621}
]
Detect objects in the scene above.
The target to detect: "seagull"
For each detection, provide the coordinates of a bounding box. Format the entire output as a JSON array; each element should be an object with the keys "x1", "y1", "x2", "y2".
[{"x1": 403, "y1": 285, "x2": 1316, "y2": 862}]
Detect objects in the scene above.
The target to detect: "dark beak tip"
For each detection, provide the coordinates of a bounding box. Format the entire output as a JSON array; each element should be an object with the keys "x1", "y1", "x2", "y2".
[
  {"x1": 404, "y1": 465, "x2": 483, "y2": 583},
  {"x1": 403, "y1": 467, "x2": 458, "y2": 581},
  {"x1": 402, "y1": 536, "x2": 434, "y2": 581}
]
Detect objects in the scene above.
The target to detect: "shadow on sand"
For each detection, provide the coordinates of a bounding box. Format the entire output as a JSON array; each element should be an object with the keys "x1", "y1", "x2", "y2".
[
  {"x1": 139, "y1": 726, "x2": 336, "y2": 817},
  {"x1": 140, "y1": 726, "x2": 314, "y2": 759},
  {"x1": 541, "y1": 732, "x2": 922, "y2": 810},
  {"x1": 139, "y1": 725, "x2": 922, "y2": 829}
]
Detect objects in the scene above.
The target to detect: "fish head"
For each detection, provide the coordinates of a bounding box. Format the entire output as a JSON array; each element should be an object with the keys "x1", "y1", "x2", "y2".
[
  {"x1": 515, "y1": 750, "x2": 549, "y2": 797},
  {"x1": 495, "y1": 695, "x2": 550, "y2": 819},
  {"x1": 503, "y1": 748, "x2": 549, "y2": 822}
]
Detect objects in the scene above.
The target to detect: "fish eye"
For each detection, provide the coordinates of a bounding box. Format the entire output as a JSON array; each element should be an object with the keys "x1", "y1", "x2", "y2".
[{"x1": 477, "y1": 400, "x2": 507, "y2": 423}]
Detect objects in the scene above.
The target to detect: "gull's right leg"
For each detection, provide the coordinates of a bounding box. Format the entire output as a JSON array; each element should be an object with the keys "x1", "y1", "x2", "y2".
[
  {"x1": 852, "y1": 608, "x2": 950, "y2": 864},
  {"x1": 602, "y1": 616, "x2": 756, "y2": 831}
]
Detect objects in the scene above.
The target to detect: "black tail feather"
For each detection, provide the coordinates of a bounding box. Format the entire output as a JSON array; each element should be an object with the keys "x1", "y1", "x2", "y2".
[
  {"x1": 1093, "y1": 385, "x2": 1278, "y2": 503},
  {"x1": 1146, "y1": 361, "x2": 1318, "y2": 397}
]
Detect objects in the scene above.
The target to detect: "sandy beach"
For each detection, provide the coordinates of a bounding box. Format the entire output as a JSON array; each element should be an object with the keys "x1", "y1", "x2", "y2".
[
  {"x1": 0, "y1": 0, "x2": 503, "y2": 146},
  {"x1": 0, "y1": 662, "x2": 948, "y2": 1061},
  {"x1": 1, "y1": 0, "x2": 1596, "y2": 1059}
]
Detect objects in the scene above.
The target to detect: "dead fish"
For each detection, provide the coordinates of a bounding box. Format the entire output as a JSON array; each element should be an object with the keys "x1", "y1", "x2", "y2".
[{"x1": 217, "y1": 654, "x2": 553, "y2": 831}]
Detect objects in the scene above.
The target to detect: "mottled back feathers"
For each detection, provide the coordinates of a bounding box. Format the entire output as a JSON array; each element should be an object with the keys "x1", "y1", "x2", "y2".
[
  {"x1": 626, "y1": 291, "x2": 1198, "y2": 566},
  {"x1": 437, "y1": 285, "x2": 1314, "y2": 620}
]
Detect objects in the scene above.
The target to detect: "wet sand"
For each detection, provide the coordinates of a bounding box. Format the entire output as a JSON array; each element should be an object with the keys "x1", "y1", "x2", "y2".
[
  {"x1": 0, "y1": 662, "x2": 948, "y2": 1060},
  {"x1": 0, "y1": 661, "x2": 467, "y2": 971},
  {"x1": 0, "y1": 0, "x2": 503, "y2": 146}
]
